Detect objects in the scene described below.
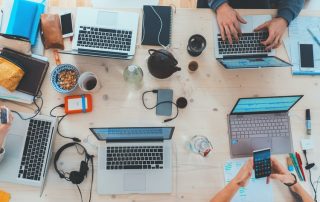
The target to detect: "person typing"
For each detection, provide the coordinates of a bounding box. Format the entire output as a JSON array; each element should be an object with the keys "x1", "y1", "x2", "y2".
[{"x1": 208, "y1": 0, "x2": 304, "y2": 50}]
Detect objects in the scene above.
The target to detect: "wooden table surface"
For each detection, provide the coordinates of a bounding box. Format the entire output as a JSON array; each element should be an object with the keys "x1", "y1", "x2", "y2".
[{"x1": 1, "y1": 7, "x2": 320, "y2": 202}]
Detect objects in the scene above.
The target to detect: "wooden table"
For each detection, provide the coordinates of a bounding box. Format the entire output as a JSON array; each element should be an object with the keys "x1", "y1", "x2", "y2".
[{"x1": 1, "y1": 8, "x2": 320, "y2": 202}]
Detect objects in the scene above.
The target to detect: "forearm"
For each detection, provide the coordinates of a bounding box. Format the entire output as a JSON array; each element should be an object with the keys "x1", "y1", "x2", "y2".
[
  {"x1": 0, "y1": 136, "x2": 5, "y2": 149},
  {"x1": 210, "y1": 180, "x2": 240, "y2": 202},
  {"x1": 290, "y1": 183, "x2": 314, "y2": 202},
  {"x1": 208, "y1": 0, "x2": 228, "y2": 11},
  {"x1": 277, "y1": 0, "x2": 304, "y2": 24}
]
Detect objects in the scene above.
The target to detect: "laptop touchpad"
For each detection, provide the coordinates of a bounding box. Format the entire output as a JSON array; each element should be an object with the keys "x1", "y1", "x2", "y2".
[
  {"x1": 124, "y1": 173, "x2": 146, "y2": 192},
  {"x1": 251, "y1": 138, "x2": 271, "y2": 151},
  {"x1": 97, "y1": 11, "x2": 118, "y2": 27},
  {"x1": 6, "y1": 134, "x2": 24, "y2": 158}
]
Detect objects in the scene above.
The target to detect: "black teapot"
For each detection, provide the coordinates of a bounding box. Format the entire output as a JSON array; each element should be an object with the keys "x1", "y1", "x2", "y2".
[{"x1": 147, "y1": 49, "x2": 181, "y2": 79}]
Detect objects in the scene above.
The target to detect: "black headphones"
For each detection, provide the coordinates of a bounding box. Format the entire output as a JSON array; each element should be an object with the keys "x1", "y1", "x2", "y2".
[{"x1": 54, "y1": 142, "x2": 93, "y2": 184}]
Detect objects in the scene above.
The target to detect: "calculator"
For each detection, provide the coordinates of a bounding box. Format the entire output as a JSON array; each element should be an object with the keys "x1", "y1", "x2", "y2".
[{"x1": 253, "y1": 148, "x2": 271, "y2": 179}]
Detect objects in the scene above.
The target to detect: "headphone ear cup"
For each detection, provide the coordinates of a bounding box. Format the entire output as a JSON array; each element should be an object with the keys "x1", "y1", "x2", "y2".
[
  {"x1": 69, "y1": 171, "x2": 85, "y2": 184},
  {"x1": 80, "y1": 161, "x2": 89, "y2": 176}
]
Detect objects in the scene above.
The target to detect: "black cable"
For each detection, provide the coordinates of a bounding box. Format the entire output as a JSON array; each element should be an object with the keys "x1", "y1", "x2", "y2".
[
  {"x1": 50, "y1": 104, "x2": 81, "y2": 142},
  {"x1": 89, "y1": 156, "x2": 94, "y2": 202},
  {"x1": 303, "y1": 150, "x2": 317, "y2": 201},
  {"x1": 11, "y1": 91, "x2": 43, "y2": 120},
  {"x1": 142, "y1": 90, "x2": 179, "y2": 123},
  {"x1": 76, "y1": 184, "x2": 83, "y2": 202}
]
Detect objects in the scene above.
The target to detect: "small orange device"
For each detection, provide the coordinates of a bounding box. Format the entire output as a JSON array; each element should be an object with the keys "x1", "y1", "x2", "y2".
[
  {"x1": 64, "y1": 94, "x2": 93, "y2": 114},
  {"x1": 0, "y1": 190, "x2": 10, "y2": 202}
]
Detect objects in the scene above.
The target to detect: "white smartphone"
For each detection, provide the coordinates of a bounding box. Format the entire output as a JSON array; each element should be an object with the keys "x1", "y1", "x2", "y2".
[
  {"x1": 60, "y1": 13, "x2": 73, "y2": 38},
  {"x1": 299, "y1": 43, "x2": 314, "y2": 71}
]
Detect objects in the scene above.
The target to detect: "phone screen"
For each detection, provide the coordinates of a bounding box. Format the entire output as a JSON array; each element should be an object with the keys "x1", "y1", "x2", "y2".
[
  {"x1": 61, "y1": 13, "x2": 73, "y2": 36},
  {"x1": 253, "y1": 148, "x2": 271, "y2": 179},
  {"x1": 300, "y1": 44, "x2": 314, "y2": 68},
  {"x1": 156, "y1": 89, "x2": 173, "y2": 116}
]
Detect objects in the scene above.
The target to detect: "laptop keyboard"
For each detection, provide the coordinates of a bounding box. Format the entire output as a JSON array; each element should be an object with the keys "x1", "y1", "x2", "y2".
[
  {"x1": 106, "y1": 146, "x2": 164, "y2": 170},
  {"x1": 230, "y1": 115, "x2": 290, "y2": 139},
  {"x1": 107, "y1": 128, "x2": 163, "y2": 135},
  {"x1": 77, "y1": 26, "x2": 132, "y2": 52},
  {"x1": 18, "y1": 119, "x2": 52, "y2": 181},
  {"x1": 218, "y1": 32, "x2": 271, "y2": 55}
]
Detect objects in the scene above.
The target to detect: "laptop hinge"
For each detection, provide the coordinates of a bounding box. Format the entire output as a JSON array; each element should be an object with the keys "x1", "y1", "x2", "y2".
[
  {"x1": 105, "y1": 139, "x2": 164, "y2": 143},
  {"x1": 223, "y1": 54, "x2": 268, "y2": 59}
]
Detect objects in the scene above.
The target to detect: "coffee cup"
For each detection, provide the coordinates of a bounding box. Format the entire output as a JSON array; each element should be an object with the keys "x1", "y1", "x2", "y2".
[{"x1": 78, "y1": 72, "x2": 101, "y2": 93}]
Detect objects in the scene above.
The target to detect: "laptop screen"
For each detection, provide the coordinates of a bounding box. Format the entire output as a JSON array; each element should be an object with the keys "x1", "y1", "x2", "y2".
[
  {"x1": 231, "y1": 96, "x2": 303, "y2": 114},
  {"x1": 218, "y1": 56, "x2": 291, "y2": 69},
  {"x1": 90, "y1": 127, "x2": 174, "y2": 141}
]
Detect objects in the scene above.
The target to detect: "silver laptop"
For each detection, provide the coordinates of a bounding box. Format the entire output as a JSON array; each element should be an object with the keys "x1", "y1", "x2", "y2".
[
  {"x1": 0, "y1": 113, "x2": 57, "y2": 190},
  {"x1": 213, "y1": 15, "x2": 291, "y2": 69},
  {"x1": 228, "y1": 95, "x2": 303, "y2": 158},
  {"x1": 90, "y1": 127, "x2": 174, "y2": 195},
  {"x1": 61, "y1": 8, "x2": 139, "y2": 60}
]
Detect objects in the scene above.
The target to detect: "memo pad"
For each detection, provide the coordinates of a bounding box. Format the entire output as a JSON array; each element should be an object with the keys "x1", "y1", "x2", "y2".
[{"x1": 6, "y1": 0, "x2": 45, "y2": 45}]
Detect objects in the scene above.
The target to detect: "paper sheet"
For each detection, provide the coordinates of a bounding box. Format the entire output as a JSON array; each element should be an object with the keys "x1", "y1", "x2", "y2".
[
  {"x1": 224, "y1": 159, "x2": 273, "y2": 202},
  {"x1": 288, "y1": 16, "x2": 320, "y2": 75}
]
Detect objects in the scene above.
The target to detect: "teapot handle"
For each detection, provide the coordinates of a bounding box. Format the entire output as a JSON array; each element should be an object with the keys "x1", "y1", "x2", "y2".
[{"x1": 147, "y1": 49, "x2": 178, "y2": 65}]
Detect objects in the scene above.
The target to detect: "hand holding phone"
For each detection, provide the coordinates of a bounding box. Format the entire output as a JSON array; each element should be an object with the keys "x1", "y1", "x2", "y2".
[{"x1": 253, "y1": 148, "x2": 271, "y2": 179}]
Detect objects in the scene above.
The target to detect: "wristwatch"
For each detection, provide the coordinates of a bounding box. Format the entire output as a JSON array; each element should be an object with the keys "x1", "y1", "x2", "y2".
[{"x1": 284, "y1": 173, "x2": 297, "y2": 187}]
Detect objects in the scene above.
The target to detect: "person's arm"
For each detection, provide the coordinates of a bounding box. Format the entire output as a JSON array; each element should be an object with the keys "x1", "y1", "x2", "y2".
[
  {"x1": 269, "y1": 157, "x2": 313, "y2": 202},
  {"x1": 277, "y1": 0, "x2": 304, "y2": 25},
  {"x1": 208, "y1": 0, "x2": 228, "y2": 11},
  {"x1": 0, "y1": 106, "x2": 13, "y2": 163},
  {"x1": 210, "y1": 159, "x2": 253, "y2": 202}
]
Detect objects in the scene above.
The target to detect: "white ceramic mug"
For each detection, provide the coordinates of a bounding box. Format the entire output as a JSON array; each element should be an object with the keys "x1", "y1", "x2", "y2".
[{"x1": 78, "y1": 72, "x2": 101, "y2": 93}]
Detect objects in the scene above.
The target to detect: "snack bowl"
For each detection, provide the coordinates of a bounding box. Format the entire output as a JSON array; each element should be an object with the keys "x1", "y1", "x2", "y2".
[{"x1": 50, "y1": 64, "x2": 80, "y2": 94}]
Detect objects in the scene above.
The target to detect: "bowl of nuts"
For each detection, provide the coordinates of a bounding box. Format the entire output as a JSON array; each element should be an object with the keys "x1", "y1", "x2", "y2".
[{"x1": 50, "y1": 64, "x2": 80, "y2": 94}]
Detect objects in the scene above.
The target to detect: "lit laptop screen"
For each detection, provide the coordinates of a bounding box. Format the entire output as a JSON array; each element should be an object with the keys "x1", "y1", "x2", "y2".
[
  {"x1": 90, "y1": 127, "x2": 174, "y2": 141},
  {"x1": 218, "y1": 57, "x2": 290, "y2": 69},
  {"x1": 232, "y1": 96, "x2": 302, "y2": 114}
]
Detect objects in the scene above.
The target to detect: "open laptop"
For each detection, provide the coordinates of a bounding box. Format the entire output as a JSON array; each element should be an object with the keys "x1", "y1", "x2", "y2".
[
  {"x1": 60, "y1": 8, "x2": 139, "y2": 60},
  {"x1": 90, "y1": 127, "x2": 174, "y2": 195},
  {"x1": 213, "y1": 15, "x2": 291, "y2": 69},
  {"x1": 0, "y1": 112, "x2": 57, "y2": 192},
  {"x1": 228, "y1": 95, "x2": 303, "y2": 158}
]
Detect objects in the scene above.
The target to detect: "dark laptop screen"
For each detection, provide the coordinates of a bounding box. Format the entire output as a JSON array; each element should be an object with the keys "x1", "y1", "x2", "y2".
[
  {"x1": 231, "y1": 96, "x2": 302, "y2": 114},
  {"x1": 218, "y1": 56, "x2": 291, "y2": 69},
  {"x1": 90, "y1": 127, "x2": 174, "y2": 141}
]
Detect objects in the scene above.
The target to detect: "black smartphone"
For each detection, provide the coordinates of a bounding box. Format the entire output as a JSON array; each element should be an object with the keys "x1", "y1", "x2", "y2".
[
  {"x1": 156, "y1": 89, "x2": 173, "y2": 116},
  {"x1": 0, "y1": 108, "x2": 9, "y2": 124},
  {"x1": 299, "y1": 44, "x2": 314, "y2": 68},
  {"x1": 253, "y1": 148, "x2": 271, "y2": 179},
  {"x1": 60, "y1": 13, "x2": 73, "y2": 38}
]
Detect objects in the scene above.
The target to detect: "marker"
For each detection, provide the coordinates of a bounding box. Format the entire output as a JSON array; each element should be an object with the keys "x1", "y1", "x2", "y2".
[
  {"x1": 286, "y1": 157, "x2": 294, "y2": 172},
  {"x1": 295, "y1": 152, "x2": 306, "y2": 181},
  {"x1": 306, "y1": 109, "x2": 311, "y2": 135}
]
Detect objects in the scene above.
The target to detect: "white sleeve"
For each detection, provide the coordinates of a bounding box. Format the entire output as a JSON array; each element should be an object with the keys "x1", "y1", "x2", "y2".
[{"x1": 0, "y1": 148, "x2": 5, "y2": 162}]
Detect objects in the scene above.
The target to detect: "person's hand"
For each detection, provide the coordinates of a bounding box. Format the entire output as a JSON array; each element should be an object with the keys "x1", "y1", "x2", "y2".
[
  {"x1": 216, "y1": 3, "x2": 247, "y2": 44},
  {"x1": 0, "y1": 107, "x2": 13, "y2": 140},
  {"x1": 232, "y1": 158, "x2": 253, "y2": 187},
  {"x1": 269, "y1": 157, "x2": 295, "y2": 184},
  {"x1": 254, "y1": 17, "x2": 288, "y2": 50}
]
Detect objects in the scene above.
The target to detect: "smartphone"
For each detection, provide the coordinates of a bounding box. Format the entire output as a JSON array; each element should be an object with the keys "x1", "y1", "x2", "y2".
[
  {"x1": 60, "y1": 13, "x2": 73, "y2": 38},
  {"x1": 156, "y1": 89, "x2": 173, "y2": 116},
  {"x1": 253, "y1": 148, "x2": 271, "y2": 179},
  {"x1": 299, "y1": 44, "x2": 314, "y2": 69},
  {"x1": 0, "y1": 107, "x2": 9, "y2": 124}
]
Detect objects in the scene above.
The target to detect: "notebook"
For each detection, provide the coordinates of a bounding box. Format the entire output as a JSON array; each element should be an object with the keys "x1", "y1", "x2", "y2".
[
  {"x1": 6, "y1": 0, "x2": 45, "y2": 45},
  {"x1": 1, "y1": 48, "x2": 49, "y2": 96},
  {"x1": 142, "y1": 5, "x2": 173, "y2": 46}
]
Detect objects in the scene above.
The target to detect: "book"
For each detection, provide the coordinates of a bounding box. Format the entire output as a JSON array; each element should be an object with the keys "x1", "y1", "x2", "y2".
[
  {"x1": 5, "y1": 0, "x2": 45, "y2": 45},
  {"x1": 142, "y1": 5, "x2": 173, "y2": 47},
  {"x1": 1, "y1": 48, "x2": 49, "y2": 96}
]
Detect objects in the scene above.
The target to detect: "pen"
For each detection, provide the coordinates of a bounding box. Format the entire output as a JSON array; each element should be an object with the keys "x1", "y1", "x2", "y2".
[
  {"x1": 289, "y1": 153, "x2": 303, "y2": 181},
  {"x1": 286, "y1": 157, "x2": 294, "y2": 172},
  {"x1": 307, "y1": 28, "x2": 320, "y2": 46},
  {"x1": 306, "y1": 109, "x2": 311, "y2": 135},
  {"x1": 295, "y1": 152, "x2": 306, "y2": 181}
]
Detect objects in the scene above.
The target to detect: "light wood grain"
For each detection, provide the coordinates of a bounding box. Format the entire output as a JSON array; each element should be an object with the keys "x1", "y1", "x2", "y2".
[{"x1": 0, "y1": 7, "x2": 319, "y2": 202}]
